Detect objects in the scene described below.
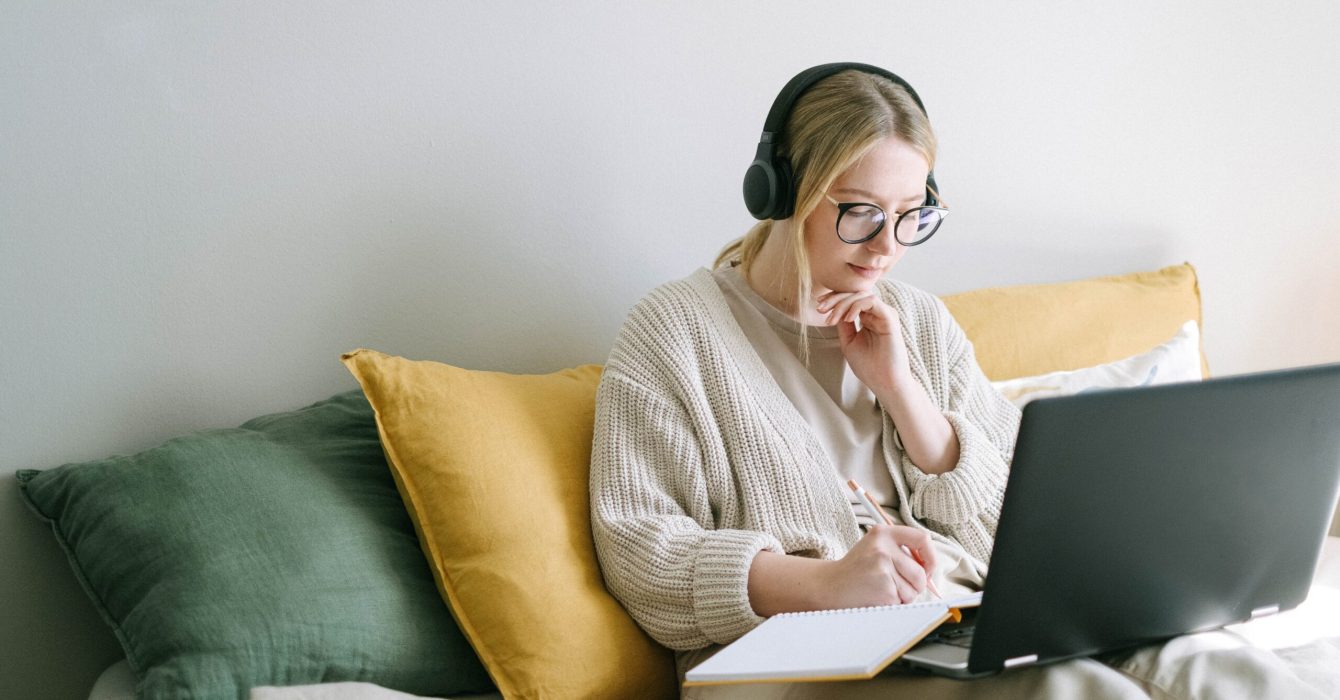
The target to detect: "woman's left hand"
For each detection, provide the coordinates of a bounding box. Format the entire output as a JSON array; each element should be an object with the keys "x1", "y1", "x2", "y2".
[{"x1": 817, "y1": 290, "x2": 911, "y2": 394}]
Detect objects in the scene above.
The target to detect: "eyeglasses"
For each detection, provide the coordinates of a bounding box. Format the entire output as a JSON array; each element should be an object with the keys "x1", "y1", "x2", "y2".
[{"x1": 823, "y1": 191, "x2": 948, "y2": 246}]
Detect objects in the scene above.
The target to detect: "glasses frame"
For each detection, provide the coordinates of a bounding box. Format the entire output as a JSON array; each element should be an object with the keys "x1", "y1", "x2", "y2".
[{"x1": 823, "y1": 191, "x2": 949, "y2": 247}]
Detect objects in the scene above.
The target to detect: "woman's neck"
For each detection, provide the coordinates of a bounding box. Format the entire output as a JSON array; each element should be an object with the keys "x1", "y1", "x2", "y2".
[{"x1": 744, "y1": 229, "x2": 828, "y2": 326}]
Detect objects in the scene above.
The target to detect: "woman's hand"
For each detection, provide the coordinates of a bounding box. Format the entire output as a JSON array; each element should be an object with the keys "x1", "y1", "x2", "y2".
[
  {"x1": 821, "y1": 524, "x2": 938, "y2": 609},
  {"x1": 816, "y1": 290, "x2": 911, "y2": 394},
  {"x1": 747, "y1": 525, "x2": 938, "y2": 616},
  {"x1": 816, "y1": 289, "x2": 963, "y2": 475}
]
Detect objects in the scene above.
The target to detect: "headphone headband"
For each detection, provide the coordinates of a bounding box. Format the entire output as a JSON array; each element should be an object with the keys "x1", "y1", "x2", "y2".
[
  {"x1": 759, "y1": 62, "x2": 930, "y2": 140},
  {"x1": 743, "y1": 62, "x2": 938, "y2": 221}
]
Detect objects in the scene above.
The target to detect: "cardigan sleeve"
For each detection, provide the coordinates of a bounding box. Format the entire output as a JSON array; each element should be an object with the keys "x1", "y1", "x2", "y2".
[
  {"x1": 589, "y1": 367, "x2": 783, "y2": 650},
  {"x1": 897, "y1": 296, "x2": 1021, "y2": 564}
]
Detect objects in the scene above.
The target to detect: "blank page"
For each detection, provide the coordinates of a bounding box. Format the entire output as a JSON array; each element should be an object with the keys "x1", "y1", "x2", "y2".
[{"x1": 685, "y1": 603, "x2": 953, "y2": 685}]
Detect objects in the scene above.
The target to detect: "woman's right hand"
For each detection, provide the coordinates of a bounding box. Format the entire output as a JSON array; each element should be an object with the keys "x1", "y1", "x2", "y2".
[
  {"x1": 747, "y1": 525, "x2": 938, "y2": 616},
  {"x1": 821, "y1": 524, "x2": 938, "y2": 609}
]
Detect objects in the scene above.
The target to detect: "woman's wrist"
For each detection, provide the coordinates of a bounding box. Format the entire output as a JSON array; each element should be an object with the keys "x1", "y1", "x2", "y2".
[
  {"x1": 747, "y1": 551, "x2": 835, "y2": 616},
  {"x1": 875, "y1": 369, "x2": 961, "y2": 475},
  {"x1": 872, "y1": 365, "x2": 917, "y2": 407}
]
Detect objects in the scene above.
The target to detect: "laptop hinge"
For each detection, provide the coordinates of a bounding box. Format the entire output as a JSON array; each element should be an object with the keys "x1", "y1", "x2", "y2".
[
  {"x1": 1249, "y1": 604, "x2": 1280, "y2": 620},
  {"x1": 1003, "y1": 654, "x2": 1039, "y2": 669}
]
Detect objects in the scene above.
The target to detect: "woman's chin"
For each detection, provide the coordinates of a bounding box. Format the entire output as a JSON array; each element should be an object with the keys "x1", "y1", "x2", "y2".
[{"x1": 824, "y1": 273, "x2": 882, "y2": 294}]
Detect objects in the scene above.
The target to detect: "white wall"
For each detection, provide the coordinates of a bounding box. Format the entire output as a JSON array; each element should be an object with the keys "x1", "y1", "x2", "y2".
[{"x1": 4, "y1": 2, "x2": 1339, "y2": 697}]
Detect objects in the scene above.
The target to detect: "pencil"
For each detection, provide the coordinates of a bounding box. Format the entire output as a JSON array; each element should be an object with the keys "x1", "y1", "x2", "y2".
[{"x1": 847, "y1": 479, "x2": 943, "y2": 600}]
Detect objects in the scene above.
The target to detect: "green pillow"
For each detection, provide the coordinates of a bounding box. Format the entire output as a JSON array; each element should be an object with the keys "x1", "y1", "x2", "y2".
[{"x1": 17, "y1": 390, "x2": 495, "y2": 699}]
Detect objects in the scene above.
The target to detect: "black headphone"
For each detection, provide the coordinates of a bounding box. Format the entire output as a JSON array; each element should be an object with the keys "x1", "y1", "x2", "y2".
[{"x1": 742, "y1": 62, "x2": 939, "y2": 221}]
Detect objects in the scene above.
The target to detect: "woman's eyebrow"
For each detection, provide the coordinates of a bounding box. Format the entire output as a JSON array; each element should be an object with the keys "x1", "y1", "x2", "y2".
[{"x1": 833, "y1": 187, "x2": 924, "y2": 206}]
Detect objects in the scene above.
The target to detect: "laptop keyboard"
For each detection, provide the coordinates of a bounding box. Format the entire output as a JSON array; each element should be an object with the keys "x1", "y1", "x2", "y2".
[{"x1": 932, "y1": 626, "x2": 976, "y2": 649}]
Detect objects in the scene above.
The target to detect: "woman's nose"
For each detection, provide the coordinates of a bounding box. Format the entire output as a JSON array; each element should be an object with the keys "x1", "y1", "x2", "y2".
[{"x1": 865, "y1": 227, "x2": 900, "y2": 256}]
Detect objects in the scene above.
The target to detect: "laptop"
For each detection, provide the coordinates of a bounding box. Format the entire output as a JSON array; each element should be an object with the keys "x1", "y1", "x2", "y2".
[{"x1": 899, "y1": 362, "x2": 1340, "y2": 678}]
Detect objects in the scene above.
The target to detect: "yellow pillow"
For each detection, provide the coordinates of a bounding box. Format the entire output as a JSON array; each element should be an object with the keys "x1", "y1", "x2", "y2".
[
  {"x1": 341, "y1": 349, "x2": 677, "y2": 700},
  {"x1": 941, "y1": 263, "x2": 1208, "y2": 381}
]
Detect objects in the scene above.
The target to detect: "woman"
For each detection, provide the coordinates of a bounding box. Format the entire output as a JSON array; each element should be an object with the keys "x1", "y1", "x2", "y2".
[{"x1": 589, "y1": 63, "x2": 1329, "y2": 699}]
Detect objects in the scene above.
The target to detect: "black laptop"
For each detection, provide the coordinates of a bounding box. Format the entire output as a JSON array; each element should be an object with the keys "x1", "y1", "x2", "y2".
[{"x1": 900, "y1": 362, "x2": 1340, "y2": 678}]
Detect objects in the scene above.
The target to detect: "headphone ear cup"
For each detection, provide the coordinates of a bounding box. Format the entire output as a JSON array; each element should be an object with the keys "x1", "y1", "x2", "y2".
[
  {"x1": 924, "y1": 171, "x2": 940, "y2": 207},
  {"x1": 771, "y1": 156, "x2": 794, "y2": 220},
  {"x1": 743, "y1": 158, "x2": 780, "y2": 220}
]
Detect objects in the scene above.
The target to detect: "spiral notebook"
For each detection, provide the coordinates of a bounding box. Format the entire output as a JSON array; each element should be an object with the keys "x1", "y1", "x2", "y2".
[{"x1": 684, "y1": 594, "x2": 981, "y2": 686}]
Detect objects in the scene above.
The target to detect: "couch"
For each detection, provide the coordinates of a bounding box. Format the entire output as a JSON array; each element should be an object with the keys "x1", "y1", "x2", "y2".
[{"x1": 18, "y1": 263, "x2": 1340, "y2": 700}]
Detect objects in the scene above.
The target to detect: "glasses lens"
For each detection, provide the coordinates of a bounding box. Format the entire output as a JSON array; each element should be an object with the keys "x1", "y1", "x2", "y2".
[
  {"x1": 837, "y1": 204, "x2": 885, "y2": 243},
  {"x1": 894, "y1": 207, "x2": 946, "y2": 245}
]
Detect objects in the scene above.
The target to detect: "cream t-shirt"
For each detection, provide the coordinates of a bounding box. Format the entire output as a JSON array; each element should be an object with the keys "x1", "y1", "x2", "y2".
[{"x1": 712, "y1": 263, "x2": 985, "y2": 597}]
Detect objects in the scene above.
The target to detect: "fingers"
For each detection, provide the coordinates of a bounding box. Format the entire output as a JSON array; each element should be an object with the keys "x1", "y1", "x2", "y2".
[
  {"x1": 894, "y1": 528, "x2": 938, "y2": 576},
  {"x1": 890, "y1": 568, "x2": 920, "y2": 603},
  {"x1": 836, "y1": 317, "x2": 856, "y2": 345},
  {"x1": 817, "y1": 291, "x2": 885, "y2": 327},
  {"x1": 816, "y1": 290, "x2": 873, "y2": 312},
  {"x1": 861, "y1": 526, "x2": 932, "y2": 601},
  {"x1": 890, "y1": 553, "x2": 929, "y2": 600},
  {"x1": 816, "y1": 291, "x2": 871, "y2": 325},
  {"x1": 913, "y1": 543, "x2": 938, "y2": 574}
]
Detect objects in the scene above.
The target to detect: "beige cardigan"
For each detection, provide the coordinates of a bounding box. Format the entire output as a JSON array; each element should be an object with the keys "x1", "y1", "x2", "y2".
[{"x1": 589, "y1": 267, "x2": 1021, "y2": 651}]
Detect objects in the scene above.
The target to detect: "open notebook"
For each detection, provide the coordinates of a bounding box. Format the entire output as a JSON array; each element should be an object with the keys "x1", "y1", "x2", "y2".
[{"x1": 684, "y1": 593, "x2": 982, "y2": 686}]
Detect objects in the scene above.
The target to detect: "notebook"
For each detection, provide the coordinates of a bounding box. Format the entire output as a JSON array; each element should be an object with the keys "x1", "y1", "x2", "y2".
[{"x1": 683, "y1": 593, "x2": 982, "y2": 686}]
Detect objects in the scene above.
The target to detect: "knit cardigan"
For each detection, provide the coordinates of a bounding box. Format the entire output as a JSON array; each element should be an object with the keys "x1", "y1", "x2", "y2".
[{"x1": 589, "y1": 267, "x2": 1022, "y2": 651}]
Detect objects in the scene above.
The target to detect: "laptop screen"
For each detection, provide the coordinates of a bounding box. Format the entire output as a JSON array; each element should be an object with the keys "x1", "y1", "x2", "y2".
[{"x1": 966, "y1": 363, "x2": 1340, "y2": 673}]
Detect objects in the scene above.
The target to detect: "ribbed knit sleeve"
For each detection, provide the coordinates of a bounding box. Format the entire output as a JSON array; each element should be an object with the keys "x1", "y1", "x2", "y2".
[
  {"x1": 590, "y1": 368, "x2": 783, "y2": 650},
  {"x1": 892, "y1": 291, "x2": 1021, "y2": 564}
]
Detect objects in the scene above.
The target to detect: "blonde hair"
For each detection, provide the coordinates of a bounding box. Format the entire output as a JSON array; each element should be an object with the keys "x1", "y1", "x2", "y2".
[{"x1": 714, "y1": 69, "x2": 938, "y2": 357}]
